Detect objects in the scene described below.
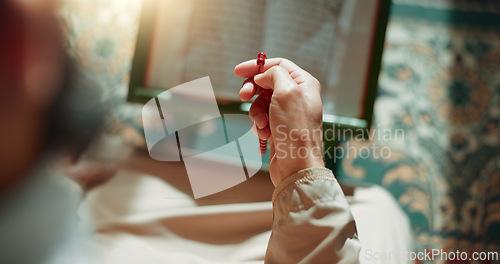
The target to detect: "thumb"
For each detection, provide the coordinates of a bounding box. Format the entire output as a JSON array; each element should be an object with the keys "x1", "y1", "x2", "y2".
[{"x1": 254, "y1": 66, "x2": 297, "y2": 93}]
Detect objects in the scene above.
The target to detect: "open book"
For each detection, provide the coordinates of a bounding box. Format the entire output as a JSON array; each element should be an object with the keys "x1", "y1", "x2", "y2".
[{"x1": 145, "y1": 0, "x2": 379, "y2": 118}]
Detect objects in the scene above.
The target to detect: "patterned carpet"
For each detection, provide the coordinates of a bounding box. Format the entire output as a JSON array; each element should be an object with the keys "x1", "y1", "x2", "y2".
[
  {"x1": 336, "y1": 0, "x2": 500, "y2": 260},
  {"x1": 59, "y1": 0, "x2": 500, "y2": 262}
]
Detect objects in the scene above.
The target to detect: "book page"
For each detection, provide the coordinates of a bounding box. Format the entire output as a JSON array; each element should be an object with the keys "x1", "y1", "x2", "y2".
[
  {"x1": 146, "y1": 0, "x2": 195, "y2": 90},
  {"x1": 147, "y1": 0, "x2": 267, "y2": 100},
  {"x1": 261, "y1": 0, "x2": 378, "y2": 118},
  {"x1": 326, "y1": 0, "x2": 379, "y2": 118},
  {"x1": 261, "y1": 0, "x2": 343, "y2": 96},
  {"x1": 147, "y1": 0, "x2": 379, "y2": 119}
]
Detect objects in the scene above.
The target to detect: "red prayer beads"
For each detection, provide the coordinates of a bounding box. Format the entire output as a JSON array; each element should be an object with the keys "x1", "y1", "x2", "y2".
[
  {"x1": 257, "y1": 52, "x2": 266, "y2": 67},
  {"x1": 256, "y1": 52, "x2": 270, "y2": 155}
]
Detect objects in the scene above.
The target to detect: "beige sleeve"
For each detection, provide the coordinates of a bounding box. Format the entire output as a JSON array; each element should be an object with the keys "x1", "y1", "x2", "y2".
[{"x1": 265, "y1": 168, "x2": 361, "y2": 264}]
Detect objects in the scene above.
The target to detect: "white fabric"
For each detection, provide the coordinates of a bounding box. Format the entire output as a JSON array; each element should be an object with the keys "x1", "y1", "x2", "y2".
[{"x1": 79, "y1": 167, "x2": 411, "y2": 263}]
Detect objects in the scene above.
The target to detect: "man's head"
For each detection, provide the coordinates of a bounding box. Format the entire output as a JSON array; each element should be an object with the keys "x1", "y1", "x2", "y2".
[{"x1": 0, "y1": 1, "x2": 105, "y2": 192}]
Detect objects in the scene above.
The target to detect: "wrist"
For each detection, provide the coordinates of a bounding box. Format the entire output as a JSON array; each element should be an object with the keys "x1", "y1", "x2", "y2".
[{"x1": 272, "y1": 157, "x2": 325, "y2": 186}]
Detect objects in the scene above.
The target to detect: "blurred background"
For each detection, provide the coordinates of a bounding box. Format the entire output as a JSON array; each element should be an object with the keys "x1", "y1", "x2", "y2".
[{"x1": 57, "y1": 0, "x2": 499, "y2": 259}]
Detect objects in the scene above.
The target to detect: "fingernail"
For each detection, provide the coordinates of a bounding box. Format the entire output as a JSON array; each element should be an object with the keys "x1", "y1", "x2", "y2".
[
  {"x1": 251, "y1": 123, "x2": 258, "y2": 137},
  {"x1": 242, "y1": 81, "x2": 252, "y2": 89},
  {"x1": 258, "y1": 128, "x2": 269, "y2": 140}
]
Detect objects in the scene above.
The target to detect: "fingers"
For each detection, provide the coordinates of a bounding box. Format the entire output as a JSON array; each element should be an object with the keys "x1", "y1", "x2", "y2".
[
  {"x1": 254, "y1": 66, "x2": 297, "y2": 93},
  {"x1": 64, "y1": 160, "x2": 117, "y2": 192},
  {"x1": 258, "y1": 126, "x2": 271, "y2": 140},
  {"x1": 234, "y1": 58, "x2": 302, "y2": 79},
  {"x1": 236, "y1": 58, "x2": 308, "y2": 99},
  {"x1": 239, "y1": 78, "x2": 257, "y2": 101},
  {"x1": 250, "y1": 123, "x2": 271, "y2": 140},
  {"x1": 250, "y1": 123, "x2": 258, "y2": 137},
  {"x1": 249, "y1": 95, "x2": 267, "y2": 126},
  {"x1": 249, "y1": 95, "x2": 270, "y2": 140}
]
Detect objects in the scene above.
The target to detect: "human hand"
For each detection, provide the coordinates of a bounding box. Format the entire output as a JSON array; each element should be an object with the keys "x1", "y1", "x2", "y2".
[
  {"x1": 235, "y1": 58, "x2": 325, "y2": 186},
  {"x1": 63, "y1": 159, "x2": 117, "y2": 193}
]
